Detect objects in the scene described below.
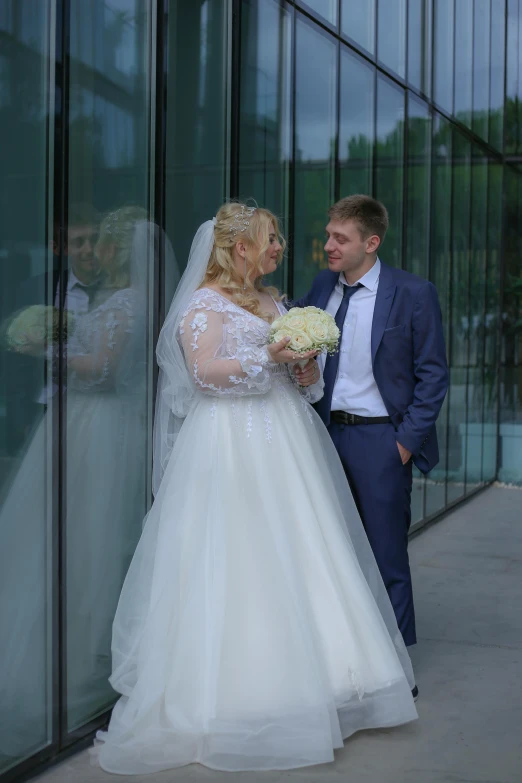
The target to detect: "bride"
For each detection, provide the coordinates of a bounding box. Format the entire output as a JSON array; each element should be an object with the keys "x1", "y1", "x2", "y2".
[{"x1": 94, "y1": 202, "x2": 418, "y2": 774}]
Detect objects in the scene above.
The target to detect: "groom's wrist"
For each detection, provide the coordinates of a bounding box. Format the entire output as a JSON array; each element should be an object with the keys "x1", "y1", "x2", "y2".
[{"x1": 395, "y1": 427, "x2": 421, "y2": 457}]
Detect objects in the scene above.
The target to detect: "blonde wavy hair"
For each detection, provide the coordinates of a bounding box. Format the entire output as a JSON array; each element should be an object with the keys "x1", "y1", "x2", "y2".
[
  {"x1": 97, "y1": 205, "x2": 149, "y2": 289},
  {"x1": 199, "y1": 202, "x2": 286, "y2": 321}
]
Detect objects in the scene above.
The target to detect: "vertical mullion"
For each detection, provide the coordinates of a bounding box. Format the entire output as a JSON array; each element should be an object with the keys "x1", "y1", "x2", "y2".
[
  {"x1": 334, "y1": 37, "x2": 341, "y2": 202},
  {"x1": 480, "y1": 161, "x2": 490, "y2": 483},
  {"x1": 287, "y1": 5, "x2": 297, "y2": 299},
  {"x1": 54, "y1": 0, "x2": 71, "y2": 748},
  {"x1": 229, "y1": 0, "x2": 242, "y2": 198},
  {"x1": 48, "y1": 0, "x2": 60, "y2": 760},
  {"x1": 444, "y1": 123, "x2": 455, "y2": 507},
  {"x1": 153, "y1": 0, "x2": 168, "y2": 327}
]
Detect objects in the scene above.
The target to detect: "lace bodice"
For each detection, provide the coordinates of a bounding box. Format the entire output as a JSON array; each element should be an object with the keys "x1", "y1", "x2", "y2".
[
  {"x1": 66, "y1": 288, "x2": 137, "y2": 392},
  {"x1": 178, "y1": 289, "x2": 323, "y2": 404}
]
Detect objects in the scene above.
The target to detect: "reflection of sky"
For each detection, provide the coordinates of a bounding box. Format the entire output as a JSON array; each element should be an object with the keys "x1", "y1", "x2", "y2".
[
  {"x1": 339, "y1": 50, "x2": 374, "y2": 158},
  {"x1": 376, "y1": 78, "x2": 404, "y2": 141},
  {"x1": 341, "y1": 0, "x2": 375, "y2": 53},
  {"x1": 70, "y1": 0, "x2": 141, "y2": 84},
  {"x1": 296, "y1": 21, "x2": 337, "y2": 160},
  {"x1": 300, "y1": 0, "x2": 337, "y2": 26},
  {"x1": 506, "y1": 0, "x2": 520, "y2": 98},
  {"x1": 0, "y1": 0, "x2": 49, "y2": 53}
]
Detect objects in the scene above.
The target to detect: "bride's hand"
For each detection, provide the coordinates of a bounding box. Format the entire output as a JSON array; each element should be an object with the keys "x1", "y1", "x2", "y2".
[{"x1": 267, "y1": 337, "x2": 319, "y2": 365}]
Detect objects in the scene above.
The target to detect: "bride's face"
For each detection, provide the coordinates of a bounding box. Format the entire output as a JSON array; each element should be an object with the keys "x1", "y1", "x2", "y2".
[
  {"x1": 260, "y1": 223, "x2": 282, "y2": 277},
  {"x1": 95, "y1": 238, "x2": 116, "y2": 272}
]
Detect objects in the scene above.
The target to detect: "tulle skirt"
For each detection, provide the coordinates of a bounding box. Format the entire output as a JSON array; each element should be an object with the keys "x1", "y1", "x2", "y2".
[{"x1": 94, "y1": 381, "x2": 417, "y2": 773}]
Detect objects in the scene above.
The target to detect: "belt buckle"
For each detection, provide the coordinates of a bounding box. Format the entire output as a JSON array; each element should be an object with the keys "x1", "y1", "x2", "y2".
[{"x1": 348, "y1": 412, "x2": 356, "y2": 425}]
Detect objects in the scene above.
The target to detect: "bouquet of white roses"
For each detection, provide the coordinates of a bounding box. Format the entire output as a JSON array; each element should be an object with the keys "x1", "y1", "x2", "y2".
[
  {"x1": 269, "y1": 306, "x2": 340, "y2": 367},
  {"x1": 2, "y1": 305, "x2": 75, "y2": 354}
]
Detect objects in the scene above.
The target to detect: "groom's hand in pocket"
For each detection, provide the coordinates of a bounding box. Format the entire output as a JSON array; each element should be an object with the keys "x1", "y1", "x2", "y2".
[{"x1": 396, "y1": 441, "x2": 412, "y2": 465}]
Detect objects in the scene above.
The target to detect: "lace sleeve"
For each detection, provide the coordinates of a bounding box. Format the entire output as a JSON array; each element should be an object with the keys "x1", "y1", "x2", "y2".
[
  {"x1": 179, "y1": 296, "x2": 276, "y2": 396},
  {"x1": 66, "y1": 290, "x2": 135, "y2": 391}
]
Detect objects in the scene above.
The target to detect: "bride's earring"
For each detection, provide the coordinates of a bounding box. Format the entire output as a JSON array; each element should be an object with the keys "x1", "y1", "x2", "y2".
[{"x1": 243, "y1": 256, "x2": 247, "y2": 290}]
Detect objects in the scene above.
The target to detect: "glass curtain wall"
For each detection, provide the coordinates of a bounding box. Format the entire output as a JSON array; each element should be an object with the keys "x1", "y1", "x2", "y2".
[
  {"x1": 0, "y1": 1, "x2": 56, "y2": 771},
  {"x1": 234, "y1": 0, "x2": 514, "y2": 501}
]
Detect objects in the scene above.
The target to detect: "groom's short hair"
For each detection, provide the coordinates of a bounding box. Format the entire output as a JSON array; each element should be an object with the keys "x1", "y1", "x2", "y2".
[{"x1": 328, "y1": 195, "x2": 389, "y2": 242}]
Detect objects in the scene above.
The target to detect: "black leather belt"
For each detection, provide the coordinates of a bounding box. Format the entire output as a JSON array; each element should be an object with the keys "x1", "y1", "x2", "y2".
[{"x1": 331, "y1": 411, "x2": 391, "y2": 425}]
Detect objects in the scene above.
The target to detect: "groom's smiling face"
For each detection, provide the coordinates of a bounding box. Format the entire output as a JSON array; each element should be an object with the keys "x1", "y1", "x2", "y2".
[{"x1": 324, "y1": 219, "x2": 380, "y2": 279}]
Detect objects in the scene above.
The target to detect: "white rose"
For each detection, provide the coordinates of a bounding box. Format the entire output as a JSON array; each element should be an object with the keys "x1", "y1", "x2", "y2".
[
  {"x1": 306, "y1": 316, "x2": 330, "y2": 343},
  {"x1": 327, "y1": 320, "x2": 340, "y2": 341},
  {"x1": 271, "y1": 329, "x2": 289, "y2": 344},
  {"x1": 288, "y1": 330, "x2": 313, "y2": 352},
  {"x1": 284, "y1": 314, "x2": 308, "y2": 331}
]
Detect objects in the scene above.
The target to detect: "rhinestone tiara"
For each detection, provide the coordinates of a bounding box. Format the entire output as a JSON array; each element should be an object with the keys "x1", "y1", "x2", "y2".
[{"x1": 229, "y1": 205, "x2": 256, "y2": 238}]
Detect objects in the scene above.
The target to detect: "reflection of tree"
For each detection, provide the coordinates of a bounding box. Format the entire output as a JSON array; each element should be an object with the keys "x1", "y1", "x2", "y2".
[{"x1": 502, "y1": 165, "x2": 522, "y2": 417}]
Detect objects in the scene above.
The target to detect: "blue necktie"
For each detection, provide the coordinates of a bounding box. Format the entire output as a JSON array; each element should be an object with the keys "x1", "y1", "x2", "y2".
[{"x1": 315, "y1": 283, "x2": 362, "y2": 425}]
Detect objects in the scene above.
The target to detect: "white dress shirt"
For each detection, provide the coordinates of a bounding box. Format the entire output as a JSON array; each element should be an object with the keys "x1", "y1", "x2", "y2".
[
  {"x1": 320, "y1": 258, "x2": 388, "y2": 417},
  {"x1": 54, "y1": 269, "x2": 94, "y2": 314}
]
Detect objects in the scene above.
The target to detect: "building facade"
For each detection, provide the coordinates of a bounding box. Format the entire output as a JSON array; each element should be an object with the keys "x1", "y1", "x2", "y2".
[{"x1": 0, "y1": 0, "x2": 521, "y2": 779}]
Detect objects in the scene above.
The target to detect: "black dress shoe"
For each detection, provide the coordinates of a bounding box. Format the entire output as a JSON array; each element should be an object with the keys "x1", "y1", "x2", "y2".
[{"x1": 411, "y1": 685, "x2": 419, "y2": 702}]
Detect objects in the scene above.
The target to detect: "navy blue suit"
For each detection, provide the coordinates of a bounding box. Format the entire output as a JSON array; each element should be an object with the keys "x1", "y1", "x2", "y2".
[{"x1": 297, "y1": 262, "x2": 448, "y2": 645}]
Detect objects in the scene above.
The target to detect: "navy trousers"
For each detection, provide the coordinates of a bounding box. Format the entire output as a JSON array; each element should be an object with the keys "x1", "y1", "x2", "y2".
[{"x1": 328, "y1": 420, "x2": 416, "y2": 647}]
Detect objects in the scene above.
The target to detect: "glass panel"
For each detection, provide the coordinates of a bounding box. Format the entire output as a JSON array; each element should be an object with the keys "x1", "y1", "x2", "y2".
[
  {"x1": 339, "y1": 47, "x2": 374, "y2": 197},
  {"x1": 341, "y1": 0, "x2": 375, "y2": 54},
  {"x1": 239, "y1": 0, "x2": 292, "y2": 293},
  {"x1": 406, "y1": 97, "x2": 431, "y2": 279},
  {"x1": 0, "y1": 0, "x2": 54, "y2": 770},
  {"x1": 472, "y1": 0, "x2": 491, "y2": 141},
  {"x1": 505, "y1": 0, "x2": 519, "y2": 154},
  {"x1": 377, "y1": 0, "x2": 406, "y2": 78},
  {"x1": 293, "y1": 18, "x2": 336, "y2": 298},
  {"x1": 426, "y1": 113, "x2": 451, "y2": 515},
  {"x1": 406, "y1": 97, "x2": 431, "y2": 523},
  {"x1": 65, "y1": 0, "x2": 156, "y2": 731},
  {"x1": 500, "y1": 167, "x2": 522, "y2": 484},
  {"x1": 407, "y1": 0, "x2": 432, "y2": 96},
  {"x1": 375, "y1": 76, "x2": 404, "y2": 268},
  {"x1": 466, "y1": 150, "x2": 488, "y2": 489},
  {"x1": 454, "y1": 0, "x2": 473, "y2": 128},
  {"x1": 433, "y1": 0, "x2": 454, "y2": 114},
  {"x1": 447, "y1": 132, "x2": 471, "y2": 504},
  {"x1": 165, "y1": 0, "x2": 229, "y2": 281},
  {"x1": 482, "y1": 162, "x2": 502, "y2": 482},
  {"x1": 298, "y1": 0, "x2": 337, "y2": 26},
  {"x1": 489, "y1": 0, "x2": 506, "y2": 151},
  {"x1": 519, "y1": 3, "x2": 522, "y2": 156}
]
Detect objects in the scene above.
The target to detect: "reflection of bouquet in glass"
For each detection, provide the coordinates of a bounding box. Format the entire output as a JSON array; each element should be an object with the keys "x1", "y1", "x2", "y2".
[
  {"x1": 3, "y1": 305, "x2": 75, "y2": 354},
  {"x1": 269, "y1": 306, "x2": 340, "y2": 367}
]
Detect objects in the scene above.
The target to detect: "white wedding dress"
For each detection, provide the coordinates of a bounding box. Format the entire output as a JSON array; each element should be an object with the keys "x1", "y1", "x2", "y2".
[{"x1": 94, "y1": 288, "x2": 417, "y2": 774}]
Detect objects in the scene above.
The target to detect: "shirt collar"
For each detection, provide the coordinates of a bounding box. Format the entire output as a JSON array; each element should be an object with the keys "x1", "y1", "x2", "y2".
[
  {"x1": 68, "y1": 269, "x2": 100, "y2": 291},
  {"x1": 339, "y1": 257, "x2": 381, "y2": 292}
]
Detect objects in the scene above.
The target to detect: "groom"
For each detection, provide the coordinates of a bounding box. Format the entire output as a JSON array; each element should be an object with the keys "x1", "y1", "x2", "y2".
[{"x1": 296, "y1": 195, "x2": 448, "y2": 658}]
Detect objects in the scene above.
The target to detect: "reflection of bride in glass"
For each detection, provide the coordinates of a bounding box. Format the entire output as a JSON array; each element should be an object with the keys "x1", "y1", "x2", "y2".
[
  {"x1": 65, "y1": 206, "x2": 155, "y2": 728},
  {"x1": 0, "y1": 206, "x2": 170, "y2": 754}
]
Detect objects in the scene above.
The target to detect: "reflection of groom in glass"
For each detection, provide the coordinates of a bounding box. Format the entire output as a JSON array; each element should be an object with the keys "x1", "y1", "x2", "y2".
[
  {"x1": 51, "y1": 202, "x2": 101, "y2": 315},
  {"x1": 7, "y1": 204, "x2": 101, "y2": 449}
]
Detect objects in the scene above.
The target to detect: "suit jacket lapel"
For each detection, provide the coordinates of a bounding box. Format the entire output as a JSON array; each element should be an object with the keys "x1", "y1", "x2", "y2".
[
  {"x1": 316, "y1": 271, "x2": 338, "y2": 312},
  {"x1": 371, "y1": 262, "x2": 396, "y2": 363}
]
